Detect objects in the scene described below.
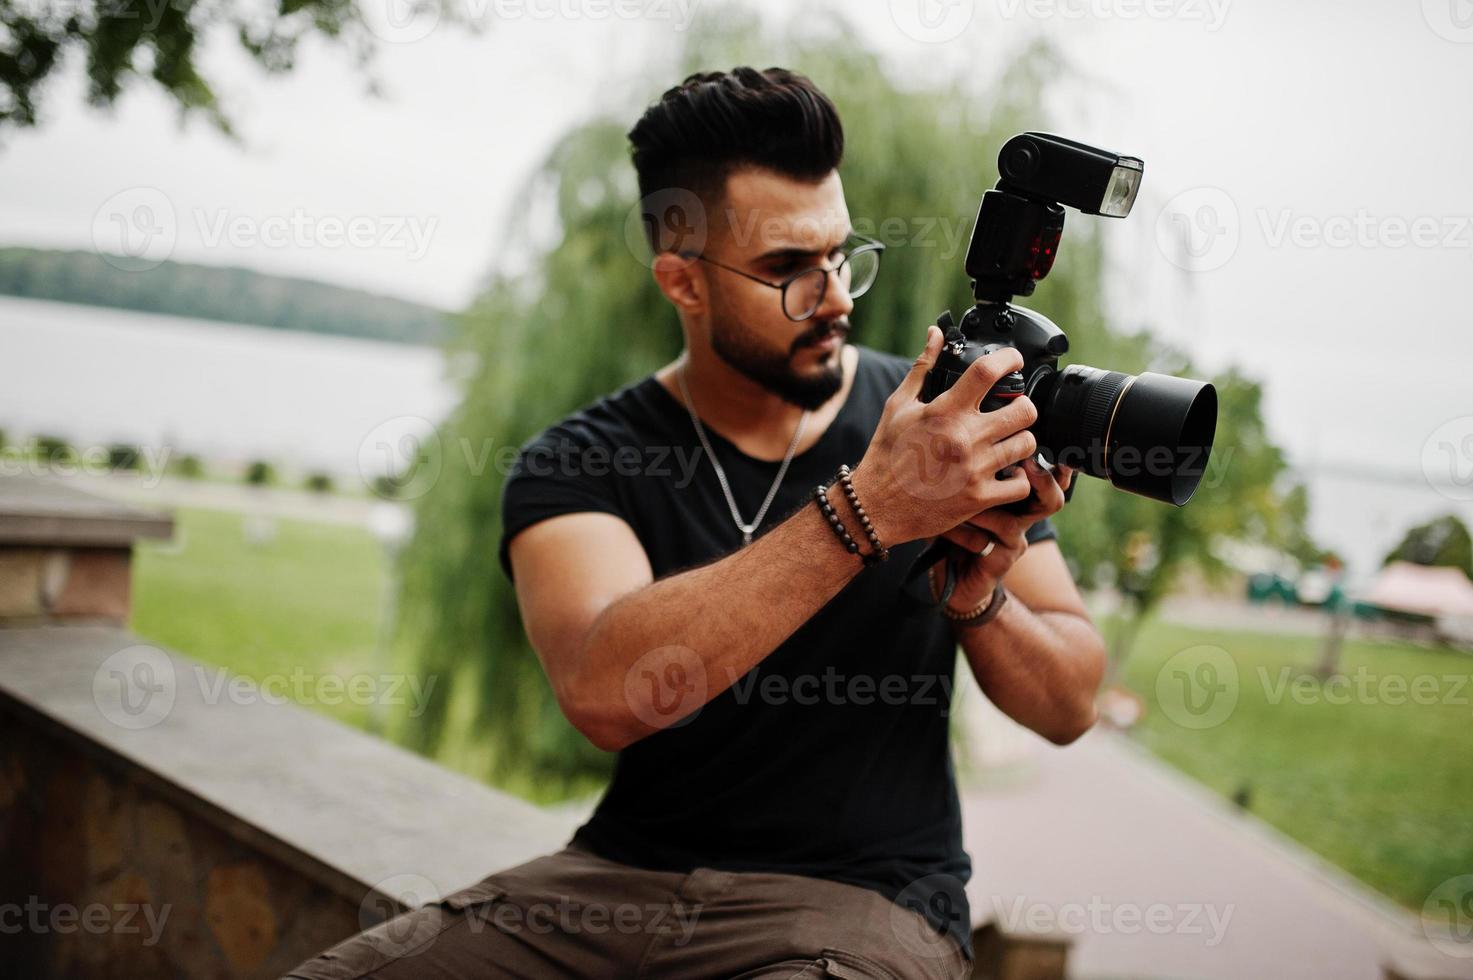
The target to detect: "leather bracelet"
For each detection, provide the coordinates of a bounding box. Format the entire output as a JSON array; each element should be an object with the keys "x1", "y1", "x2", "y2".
[
  {"x1": 813, "y1": 483, "x2": 861, "y2": 557},
  {"x1": 835, "y1": 464, "x2": 889, "y2": 565},
  {"x1": 930, "y1": 568, "x2": 1008, "y2": 628}
]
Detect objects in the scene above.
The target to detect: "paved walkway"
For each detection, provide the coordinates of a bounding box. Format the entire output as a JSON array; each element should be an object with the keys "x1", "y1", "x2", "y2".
[{"x1": 958, "y1": 702, "x2": 1471, "y2": 979}]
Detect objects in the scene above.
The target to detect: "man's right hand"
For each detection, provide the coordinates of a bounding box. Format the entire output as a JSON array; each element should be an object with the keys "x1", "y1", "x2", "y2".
[{"x1": 848, "y1": 324, "x2": 1040, "y2": 547}]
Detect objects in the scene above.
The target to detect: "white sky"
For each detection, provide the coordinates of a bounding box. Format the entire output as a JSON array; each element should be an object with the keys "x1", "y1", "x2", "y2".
[{"x1": 3, "y1": 0, "x2": 1471, "y2": 487}]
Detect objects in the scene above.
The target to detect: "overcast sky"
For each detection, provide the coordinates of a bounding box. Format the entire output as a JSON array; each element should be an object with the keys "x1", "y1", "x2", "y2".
[{"x1": 3, "y1": 0, "x2": 1470, "y2": 488}]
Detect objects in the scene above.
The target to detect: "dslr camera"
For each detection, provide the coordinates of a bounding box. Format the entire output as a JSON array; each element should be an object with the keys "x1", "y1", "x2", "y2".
[{"x1": 921, "y1": 133, "x2": 1217, "y2": 507}]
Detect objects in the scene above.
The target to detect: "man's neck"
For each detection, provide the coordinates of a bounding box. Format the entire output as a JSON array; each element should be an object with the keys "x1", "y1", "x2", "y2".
[{"x1": 656, "y1": 344, "x2": 856, "y2": 462}]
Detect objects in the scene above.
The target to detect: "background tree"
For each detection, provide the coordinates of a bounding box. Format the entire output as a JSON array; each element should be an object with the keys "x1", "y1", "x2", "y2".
[
  {"x1": 1384, "y1": 514, "x2": 1473, "y2": 580},
  {"x1": 0, "y1": 0, "x2": 379, "y2": 131},
  {"x1": 391, "y1": 5, "x2": 1308, "y2": 798}
]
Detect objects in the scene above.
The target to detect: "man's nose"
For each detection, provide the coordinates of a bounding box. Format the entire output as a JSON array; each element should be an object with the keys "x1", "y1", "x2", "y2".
[{"x1": 812, "y1": 268, "x2": 854, "y2": 322}]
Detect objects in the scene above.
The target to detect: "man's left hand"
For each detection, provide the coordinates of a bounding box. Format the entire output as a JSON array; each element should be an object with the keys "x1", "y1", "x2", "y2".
[{"x1": 930, "y1": 458, "x2": 1075, "y2": 612}]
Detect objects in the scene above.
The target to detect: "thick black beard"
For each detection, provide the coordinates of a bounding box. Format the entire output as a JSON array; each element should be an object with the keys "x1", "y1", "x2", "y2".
[{"x1": 709, "y1": 314, "x2": 848, "y2": 412}]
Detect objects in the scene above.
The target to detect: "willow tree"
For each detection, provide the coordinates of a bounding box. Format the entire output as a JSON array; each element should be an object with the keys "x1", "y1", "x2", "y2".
[{"x1": 391, "y1": 6, "x2": 1305, "y2": 798}]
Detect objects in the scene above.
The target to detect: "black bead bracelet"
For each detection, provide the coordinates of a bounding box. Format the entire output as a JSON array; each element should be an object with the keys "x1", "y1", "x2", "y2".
[
  {"x1": 837, "y1": 464, "x2": 889, "y2": 565},
  {"x1": 813, "y1": 483, "x2": 861, "y2": 557}
]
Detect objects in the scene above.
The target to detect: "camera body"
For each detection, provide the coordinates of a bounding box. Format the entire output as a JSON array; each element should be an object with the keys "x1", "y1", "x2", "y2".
[{"x1": 921, "y1": 133, "x2": 1217, "y2": 508}]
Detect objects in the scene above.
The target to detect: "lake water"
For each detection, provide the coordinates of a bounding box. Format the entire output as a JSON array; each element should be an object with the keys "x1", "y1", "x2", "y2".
[
  {"x1": 4, "y1": 295, "x2": 1469, "y2": 582},
  {"x1": 1, "y1": 295, "x2": 459, "y2": 480}
]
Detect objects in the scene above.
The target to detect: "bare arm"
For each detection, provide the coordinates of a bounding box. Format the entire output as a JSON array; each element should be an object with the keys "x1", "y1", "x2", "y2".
[
  {"x1": 929, "y1": 461, "x2": 1106, "y2": 744},
  {"x1": 954, "y1": 540, "x2": 1106, "y2": 744},
  {"x1": 509, "y1": 497, "x2": 864, "y2": 751}
]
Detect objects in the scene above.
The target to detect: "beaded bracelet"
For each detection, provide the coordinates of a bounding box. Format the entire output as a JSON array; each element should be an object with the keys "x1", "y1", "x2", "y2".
[
  {"x1": 836, "y1": 464, "x2": 889, "y2": 565},
  {"x1": 813, "y1": 483, "x2": 861, "y2": 558}
]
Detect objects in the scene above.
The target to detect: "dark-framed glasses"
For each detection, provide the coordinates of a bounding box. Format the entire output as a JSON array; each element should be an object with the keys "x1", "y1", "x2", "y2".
[{"x1": 688, "y1": 235, "x2": 885, "y2": 321}]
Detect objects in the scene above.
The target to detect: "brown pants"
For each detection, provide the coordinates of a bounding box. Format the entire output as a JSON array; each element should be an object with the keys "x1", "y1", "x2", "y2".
[{"x1": 284, "y1": 843, "x2": 970, "y2": 979}]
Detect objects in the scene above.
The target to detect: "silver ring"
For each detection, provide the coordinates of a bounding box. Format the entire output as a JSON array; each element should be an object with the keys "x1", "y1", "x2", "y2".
[{"x1": 977, "y1": 540, "x2": 996, "y2": 559}]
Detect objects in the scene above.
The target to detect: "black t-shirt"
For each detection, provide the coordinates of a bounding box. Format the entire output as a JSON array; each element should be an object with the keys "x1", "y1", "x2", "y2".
[{"x1": 498, "y1": 344, "x2": 1056, "y2": 958}]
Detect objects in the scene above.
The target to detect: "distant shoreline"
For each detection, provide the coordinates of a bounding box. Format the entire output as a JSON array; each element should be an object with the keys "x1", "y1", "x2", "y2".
[{"x1": 0, "y1": 246, "x2": 451, "y2": 347}]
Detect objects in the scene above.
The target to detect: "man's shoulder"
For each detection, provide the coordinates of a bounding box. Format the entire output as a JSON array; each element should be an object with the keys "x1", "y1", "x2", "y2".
[{"x1": 517, "y1": 374, "x2": 668, "y2": 455}]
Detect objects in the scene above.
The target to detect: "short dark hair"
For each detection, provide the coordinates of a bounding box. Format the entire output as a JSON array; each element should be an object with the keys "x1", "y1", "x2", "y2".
[{"x1": 628, "y1": 66, "x2": 845, "y2": 252}]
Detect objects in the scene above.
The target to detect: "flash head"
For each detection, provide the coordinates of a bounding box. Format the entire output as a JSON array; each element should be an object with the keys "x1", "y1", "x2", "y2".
[{"x1": 997, "y1": 132, "x2": 1143, "y2": 218}]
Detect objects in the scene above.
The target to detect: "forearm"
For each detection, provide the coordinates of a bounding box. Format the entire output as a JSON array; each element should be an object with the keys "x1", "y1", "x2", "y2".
[
  {"x1": 956, "y1": 593, "x2": 1105, "y2": 745},
  {"x1": 571, "y1": 489, "x2": 863, "y2": 750}
]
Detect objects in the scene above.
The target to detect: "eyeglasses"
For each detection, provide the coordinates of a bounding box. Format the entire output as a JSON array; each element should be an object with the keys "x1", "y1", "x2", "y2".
[{"x1": 687, "y1": 235, "x2": 886, "y2": 321}]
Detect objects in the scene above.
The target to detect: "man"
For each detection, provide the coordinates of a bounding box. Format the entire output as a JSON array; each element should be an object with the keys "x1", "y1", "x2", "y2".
[{"x1": 287, "y1": 66, "x2": 1105, "y2": 980}]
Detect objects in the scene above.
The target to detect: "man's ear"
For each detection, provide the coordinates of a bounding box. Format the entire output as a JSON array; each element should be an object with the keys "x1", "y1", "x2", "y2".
[{"x1": 652, "y1": 252, "x2": 705, "y2": 315}]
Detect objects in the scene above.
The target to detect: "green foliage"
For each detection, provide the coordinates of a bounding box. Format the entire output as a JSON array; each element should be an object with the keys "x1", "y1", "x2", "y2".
[
  {"x1": 1384, "y1": 514, "x2": 1473, "y2": 580},
  {"x1": 305, "y1": 471, "x2": 335, "y2": 494},
  {"x1": 0, "y1": 0, "x2": 371, "y2": 131},
  {"x1": 171, "y1": 452, "x2": 204, "y2": 479},
  {"x1": 395, "y1": 7, "x2": 1304, "y2": 796},
  {"x1": 244, "y1": 459, "x2": 275, "y2": 486},
  {"x1": 0, "y1": 248, "x2": 448, "y2": 345},
  {"x1": 106, "y1": 443, "x2": 141, "y2": 470},
  {"x1": 33, "y1": 433, "x2": 73, "y2": 463}
]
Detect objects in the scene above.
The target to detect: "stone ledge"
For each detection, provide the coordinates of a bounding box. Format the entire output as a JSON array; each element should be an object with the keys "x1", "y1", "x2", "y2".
[
  {"x1": 0, "y1": 625, "x2": 578, "y2": 911},
  {"x1": 0, "y1": 476, "x2": 173, "y2": 548}
]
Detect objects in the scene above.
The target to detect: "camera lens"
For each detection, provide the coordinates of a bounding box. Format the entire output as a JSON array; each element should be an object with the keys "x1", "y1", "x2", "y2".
[{"x1": 1033, "y1": 365, "x2": 1217, "y2": 505}]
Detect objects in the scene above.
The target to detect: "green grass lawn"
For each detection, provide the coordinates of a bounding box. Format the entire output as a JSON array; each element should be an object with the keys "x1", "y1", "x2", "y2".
[
  {"x1": 130, "y1": 513, "x2": 1472, "y2": 910},
  {"x1": 1117, "y1": 616, "x2": 1473, "y2": 911},
  {"x1": 131, "y1": 507, "x2": 392, "y2": 731}
]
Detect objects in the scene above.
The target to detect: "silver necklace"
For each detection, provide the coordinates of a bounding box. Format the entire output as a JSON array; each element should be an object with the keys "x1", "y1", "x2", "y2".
[{"x1": 677, "y1": 363, "x2": 810, "y2": 547}]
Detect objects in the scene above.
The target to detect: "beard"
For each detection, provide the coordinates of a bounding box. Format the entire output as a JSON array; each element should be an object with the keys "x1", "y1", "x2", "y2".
[{"x1": 709, "y1": 311, "x2": 849, "y2": 411}]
